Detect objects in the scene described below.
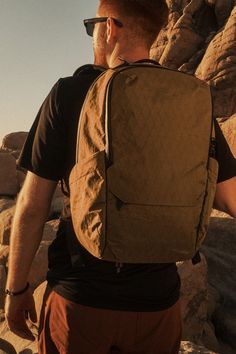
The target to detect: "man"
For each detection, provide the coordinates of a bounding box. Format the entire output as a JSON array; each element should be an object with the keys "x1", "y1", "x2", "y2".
[{"x1": 4, "y1": 1, "x2": 236, "y2": 353}]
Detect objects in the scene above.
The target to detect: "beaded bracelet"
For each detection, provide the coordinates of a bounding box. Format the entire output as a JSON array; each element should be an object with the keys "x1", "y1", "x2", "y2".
[{"x1": 5, "y1": 282, "x2": 30, "y2": 296}]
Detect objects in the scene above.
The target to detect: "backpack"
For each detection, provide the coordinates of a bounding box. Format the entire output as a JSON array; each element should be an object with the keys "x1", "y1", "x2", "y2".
[{"x1": 69, "y1": 62, "x2": 218, "y2": 263}]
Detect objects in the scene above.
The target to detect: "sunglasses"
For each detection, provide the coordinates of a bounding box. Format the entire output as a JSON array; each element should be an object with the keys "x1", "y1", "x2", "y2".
[{"x1": 83, "y1": 17, "x2": 123, "y2": 37}]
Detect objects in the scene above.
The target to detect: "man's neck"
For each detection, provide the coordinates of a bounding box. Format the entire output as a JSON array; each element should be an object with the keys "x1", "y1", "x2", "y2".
[{"x1": 108, "y1": 46, "x2": 150, "y2": 68}]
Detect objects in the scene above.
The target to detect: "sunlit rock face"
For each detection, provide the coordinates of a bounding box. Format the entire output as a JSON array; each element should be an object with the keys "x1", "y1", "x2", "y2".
[{"x1": 151, "y1": 0, "x2": 236, "y2": 120}]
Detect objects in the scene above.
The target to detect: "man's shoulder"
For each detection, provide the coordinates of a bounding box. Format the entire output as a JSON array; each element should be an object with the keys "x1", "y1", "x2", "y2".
[{"x1": 56, "y1": 65, "x2": 105, "y2": 100}]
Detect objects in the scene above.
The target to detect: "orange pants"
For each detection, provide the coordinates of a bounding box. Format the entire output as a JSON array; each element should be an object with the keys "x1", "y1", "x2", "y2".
[{"x1": 38, "y1": 290, "x2": 182, "y2": 354}]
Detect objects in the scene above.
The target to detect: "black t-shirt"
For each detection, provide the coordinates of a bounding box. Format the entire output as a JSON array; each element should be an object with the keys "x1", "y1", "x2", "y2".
[{"x1": 18, "y1": 65, "x2": 236, "y2": 312}]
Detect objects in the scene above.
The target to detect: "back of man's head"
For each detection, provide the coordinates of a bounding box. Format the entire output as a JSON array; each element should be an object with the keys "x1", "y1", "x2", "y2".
[{"x1": 98, "y1": 0, "x2": 169, "y2": 48}]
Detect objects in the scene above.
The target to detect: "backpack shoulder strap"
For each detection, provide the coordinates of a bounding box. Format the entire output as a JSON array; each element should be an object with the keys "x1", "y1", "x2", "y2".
[
  {"x1": 61, "y1": 64, "x2": 106, "y2": 197},
  {"x1": 73, "y1": 64, "x2": 106, "y2": 77}
]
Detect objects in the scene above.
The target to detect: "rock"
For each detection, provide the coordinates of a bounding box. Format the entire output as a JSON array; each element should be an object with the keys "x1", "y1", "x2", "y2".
[
  {"x1": 1, "y1": 132, "x2": 28, "y2": 152},
  {"x1": 0, "y1": 199, "x2": 15, "y2": 213},
  {"x1": 201, "y1": 216, "x2": 236, "y2": 351},
  {"x1": 202, "y1": 321, "x2": 220, "y2": 353},
  {"x1": 0, "y1": 206, "x2": 15, "y2": 245},
  {"x1": 0, "y1": 339, "x2": 17, "y2": 354},
  {"x1": 0, "y1": 245, "x2": 9, "y2": 266},
  {"x1": 178, "y1": 255, "x2": 208, "y2": 341},
  {"x1": 179, "y1": 340, "x2": 218, "y2": 353},
  {"x1": 214, "y1": 0, "x2": 235, "y2": 27},
  {"x1": 196, "y1": 6, "x2": 236, "y2": 118},
  {"x1": 0, "y1": 282, "x2": 46, "y2": 354},
  {"x1": 0, "y1": 320, "x2": 37, "y2": 354},
  {"x1": 207, "y1": 285, "x2": 221, "y2": 319},
  {"x1": 160, "y1": 26, "x2": 203, "y2": 69},
  {"x1": 211, "y1": 209, "x2": 232, "y2": 218},
  {"x1": 0, "y1": 153, "x2": 18, "y2": 197},
  {"x1": 156, "y1": 0, "x2": 205, "y2": 69},
  {"x1": 42, "y1": 219, "x2": 59, "y2": 242}
]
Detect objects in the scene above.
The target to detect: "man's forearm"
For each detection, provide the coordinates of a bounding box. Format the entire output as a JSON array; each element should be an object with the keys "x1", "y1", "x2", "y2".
[
  {"x1": 6, "y1": 172, "x2": 57, "y2": 292},
  {"x1": 214, "y1": 176, "x2": 236, "y2": 218},
  {"x1": 6, "y1": 201, "x2": 47, "y2": 291}
]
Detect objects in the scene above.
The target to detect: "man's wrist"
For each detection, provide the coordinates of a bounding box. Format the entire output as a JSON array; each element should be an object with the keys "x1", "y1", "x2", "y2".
[{"x1": 5, "y1": 282, "x2": 30, "y2": 296}]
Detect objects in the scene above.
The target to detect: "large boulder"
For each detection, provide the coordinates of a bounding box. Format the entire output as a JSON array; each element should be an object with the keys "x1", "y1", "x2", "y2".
[
  {"x1": 201, "y1": 216, "x2": 236, "y2": 351},
  {"x1": 178, "y1": 257, "x2": 208, "y2": 341},
  {"x1": 0, "y1": 199, "x2": 15, "y2": 214},
  {"x1": 196, "y1": 6, "x2": 236, "y2": 118},
  {"x1": 0, "y1": 153, "x2": 18, "y2": 197},
  {"x1": 0, "y1": 320, "x2": 37, "y2": 354},
  {"x1": 0, "y1": 282, "x2": 45, "y2": 354},
  {"x1": 1, "y1": 132, "x2": 28, "y2": 153},
  {"x1": 151, "y1": 1, "x2": 236, "y2": 121}
]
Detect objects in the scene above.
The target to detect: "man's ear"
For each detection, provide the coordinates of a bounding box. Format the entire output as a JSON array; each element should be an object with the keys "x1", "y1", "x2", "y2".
[{"x1": 106, "y1": 17, "x2": 117, "y2": 45}]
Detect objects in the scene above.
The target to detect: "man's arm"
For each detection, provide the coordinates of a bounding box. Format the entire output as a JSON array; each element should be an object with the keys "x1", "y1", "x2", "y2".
[
  {"x1": 214, "y1": 176, "x2": 236, "y2": 217},
  {"x1": 5, "y1": 171, "x2": 57, "y2": 340}
]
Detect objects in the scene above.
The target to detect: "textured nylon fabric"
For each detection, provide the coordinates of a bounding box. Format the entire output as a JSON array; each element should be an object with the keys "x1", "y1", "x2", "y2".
[{"x1": 69, "y1": 64, "x2": 218, "y2": 263}]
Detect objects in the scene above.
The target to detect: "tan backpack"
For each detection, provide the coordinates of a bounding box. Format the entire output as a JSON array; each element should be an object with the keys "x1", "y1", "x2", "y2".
[{"x1": 69, "y1": 63, "x2": 218, "y2": 263}]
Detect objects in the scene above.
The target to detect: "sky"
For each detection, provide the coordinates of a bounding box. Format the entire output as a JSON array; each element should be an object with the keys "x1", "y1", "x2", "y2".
[{"x1": 0, "y1": 0, "x2": 99, "y2": 143}]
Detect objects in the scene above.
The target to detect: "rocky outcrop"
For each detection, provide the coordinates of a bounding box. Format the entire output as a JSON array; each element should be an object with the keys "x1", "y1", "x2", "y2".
[
  {"x1": 0, "y1": 153, "x2": 18, "y2": 197},
  {"x1": 1, "y1": 132, "x2": 28, "y2": 156},
  {"x1": 151, "y1": 0, "x2": 236, "y2": 121},
  {"x1": 201, "y1": 216, "x2": 236, "y2": 351}
]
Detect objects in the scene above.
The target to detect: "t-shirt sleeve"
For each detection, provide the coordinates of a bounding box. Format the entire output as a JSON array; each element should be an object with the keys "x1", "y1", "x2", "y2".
[
  {"x1": 18, "y1": 79, "x2": 67, "y2": 181},
  {"x1": 215, "y1": 119, "x2": 236, "y2": 183}
]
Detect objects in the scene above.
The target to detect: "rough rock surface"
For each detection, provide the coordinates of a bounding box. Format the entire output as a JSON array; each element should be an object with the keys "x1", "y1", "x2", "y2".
[
  {"x1": 201, "y1": 216, "x2": 236, "y2": 351},
  {"x1": 179, "y1": 341, "x2": 218, "y2": 353},
  {"x1": 1, "y1": 132, "x2": 28, "y2": 152},
  {"x1": 0, "y1": 199, "x2": 15, "y2": 214},
  {"x1": 178, "y1": 256, "x2": 208, "y2": 341},
  {"x1": 0, "y1": 153, "x2": 18, "y2": 197},
  {"x1": 151, "y1": 0, "x2": 236, "y2": 121}
]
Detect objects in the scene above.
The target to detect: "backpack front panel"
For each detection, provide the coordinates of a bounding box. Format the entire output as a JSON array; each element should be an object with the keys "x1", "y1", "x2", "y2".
[{"x1": 70, "y1": 65, "x2": 217, "y2": 263}]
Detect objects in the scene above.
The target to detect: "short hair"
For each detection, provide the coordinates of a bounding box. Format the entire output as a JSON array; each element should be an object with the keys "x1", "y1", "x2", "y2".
[{"x1": 99, "y1": 0, "x2": 169, "y2": 46}]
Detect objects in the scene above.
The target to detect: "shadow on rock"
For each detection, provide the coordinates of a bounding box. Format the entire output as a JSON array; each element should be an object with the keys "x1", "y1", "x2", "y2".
[{"x1": 0, "y1": 338, "x2": 17, "y2": 354}]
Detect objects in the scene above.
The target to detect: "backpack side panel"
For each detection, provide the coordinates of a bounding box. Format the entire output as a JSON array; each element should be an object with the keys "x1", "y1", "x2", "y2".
[{"x1": 69, "y1": 70, "x2": 114, "y2": 258}]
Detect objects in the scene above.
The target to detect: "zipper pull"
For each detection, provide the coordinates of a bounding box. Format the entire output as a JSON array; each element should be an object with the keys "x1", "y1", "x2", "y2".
[{"x1": 116, "y1": 262, "x2": 123, "y2": 274}]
